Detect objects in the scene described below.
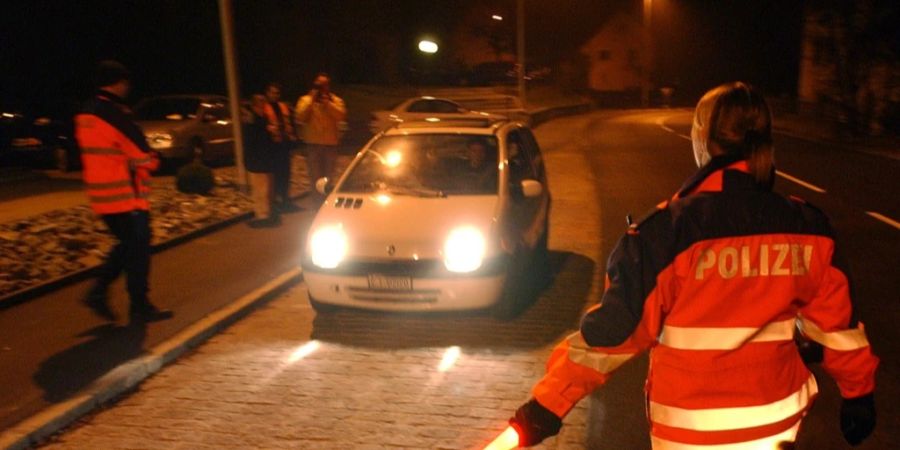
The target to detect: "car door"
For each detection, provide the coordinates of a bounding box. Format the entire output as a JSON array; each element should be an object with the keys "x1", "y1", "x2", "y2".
[
  {"x1": 202, "y1": 101, "x2": 233, "y2": 158},
  {"x1": 503, "y1": 128, "x2": 541, "y2": 251},
  {"x1": 518, "y1": 128, "x2": 550, "y2": 245}
]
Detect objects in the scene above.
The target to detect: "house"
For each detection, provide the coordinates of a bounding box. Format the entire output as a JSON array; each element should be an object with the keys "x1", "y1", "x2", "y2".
[{"x1": 579, "y1": 13, "x2": 652, "y2": 98}]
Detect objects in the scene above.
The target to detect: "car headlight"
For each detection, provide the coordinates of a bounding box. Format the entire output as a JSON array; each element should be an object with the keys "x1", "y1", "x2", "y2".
[
  {"x1": 443, "y1": 226, "x2": 486, "y2": 273},
  {"x1": 310, "y1": 224, "x2": 348, "y2": 269},
  {"x1": 148, "y1": 133, "x2": 173, "y2": 149}
]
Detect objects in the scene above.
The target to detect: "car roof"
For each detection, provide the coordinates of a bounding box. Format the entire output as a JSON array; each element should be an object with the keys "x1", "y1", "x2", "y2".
[
  {"x1": 139, "y1": 94, "x2": 227, "y2": 102},
  {"x1": 384, "y1": 117, "x2": 509, "y2": 136}
]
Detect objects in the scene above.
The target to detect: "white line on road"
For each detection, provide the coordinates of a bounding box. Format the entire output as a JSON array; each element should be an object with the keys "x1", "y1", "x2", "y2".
[
  {"x1": 676, "y1": 133, "x2": 691, "y2": 141},
  {"x1": 865, "y1": 211, "x2": 900, "y2": 230},
  {"x1": 775, "y1": 170, "x2": 827, "y2": 193}
]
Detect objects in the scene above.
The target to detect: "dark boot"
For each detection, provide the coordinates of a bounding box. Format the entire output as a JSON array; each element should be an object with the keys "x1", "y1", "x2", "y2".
[
  {"x1": 83, "y1": 286, "x2": 117, "y2": 321},
  {"x1": 129, "y1": 302, "x2": 174, "y2": 323}
]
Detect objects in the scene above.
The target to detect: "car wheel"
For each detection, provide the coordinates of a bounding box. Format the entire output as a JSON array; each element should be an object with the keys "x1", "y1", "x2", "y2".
[
  {"x1": 492, "y1": 250, "x2": 532, "y2": 320},
  {"x1": 308, "y1": 294, "x2": 340, "y2": 314},
  {"x1": 191, "y1": 138, "x2": 206, "y2": 163},
  {"x1": 53, "y1": 147, "x2": 71, "y2": 172},
  {"x1": 532, "y1": 218, "x2": 552, "y2": 289}
]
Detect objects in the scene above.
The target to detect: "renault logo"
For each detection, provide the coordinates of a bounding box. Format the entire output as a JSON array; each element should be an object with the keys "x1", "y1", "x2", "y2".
[{"x1": 387, "y1": 245, "x2": 396, "y2": 256}]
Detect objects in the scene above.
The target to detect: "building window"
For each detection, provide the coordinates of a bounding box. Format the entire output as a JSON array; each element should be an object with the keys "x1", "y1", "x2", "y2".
[{"x1": 598, "y1": 50, "x2": 611, "y2": 61}]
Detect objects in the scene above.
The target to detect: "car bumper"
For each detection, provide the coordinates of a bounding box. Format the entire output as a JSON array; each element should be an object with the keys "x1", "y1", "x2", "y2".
[{"x1": 304, "y1": 271, "x2": 506, "y2": 312}]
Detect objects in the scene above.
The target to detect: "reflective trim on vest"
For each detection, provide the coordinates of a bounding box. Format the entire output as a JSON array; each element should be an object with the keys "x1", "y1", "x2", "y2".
[
  {"x1": 650, "y1": 421, "x2": 801, "y2": 449},
  {"x1": 798, "y1": 316, "x2": 870, "y2": 351},
  {"x1": 81, "y1": 147, "x2": 122, "y2": 155},
  {"x1": 132, "y1": 157, "x2": 154, "y2": 166},
  {"x1": 649, "y1": 375, "x2": 817, "y2": 432},
  {"x1": 85, "y1": 180, "x2": 133, "y2": 190},
  {"x1": 89, "y1": 192, "x2": 136, "y2": 204},
  {"x1": 659, "y1": 319, "x2": 796, "y2": 351},
  {"x1": 566, "y1": 332, "x2": 634, "y2": 374}
]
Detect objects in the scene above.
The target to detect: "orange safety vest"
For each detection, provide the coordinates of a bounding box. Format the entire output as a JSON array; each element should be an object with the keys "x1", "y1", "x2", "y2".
[
  {"x1": 532, "y1": 156, "x2": 879, "y2": 448},
  {"x1": 75, "y1": 92, "x2": 159, "y2": 215},
  {"x1": 263, "y1": 101, "x2": 296, "y2": 143}
]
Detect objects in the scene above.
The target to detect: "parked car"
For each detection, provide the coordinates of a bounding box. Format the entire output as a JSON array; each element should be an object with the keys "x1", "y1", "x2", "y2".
[
  {"x1": 302, "y1": 117, "x2": 551, "y2": 316},
  {"x1": 368, "y1": 96, "x2": 502, "y2": 133},
  {"x1": 134, "y1": 95, "x2": 234, "y2": 164},
  {"x1": 0, "y1": 110, "x2": 78, "y2": 171}
]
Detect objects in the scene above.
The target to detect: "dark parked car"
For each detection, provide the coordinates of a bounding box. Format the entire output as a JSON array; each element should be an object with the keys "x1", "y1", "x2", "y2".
[{"x1": 0, "y1": 110, "x2": 79, "y2": 171}]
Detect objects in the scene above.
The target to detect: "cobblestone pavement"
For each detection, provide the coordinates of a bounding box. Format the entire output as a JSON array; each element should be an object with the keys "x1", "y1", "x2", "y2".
[{"x1": 40, "y1": 124, "x2": 603, "y2": 449}]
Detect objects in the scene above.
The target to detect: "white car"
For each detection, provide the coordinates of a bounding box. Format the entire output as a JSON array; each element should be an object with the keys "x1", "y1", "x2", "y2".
[
  {"x1": 303, "y1": 117, "x2": 551, "y2": 315},
  {"x1": 368, "y1": 97, "x2": 502, "y2": 134}
]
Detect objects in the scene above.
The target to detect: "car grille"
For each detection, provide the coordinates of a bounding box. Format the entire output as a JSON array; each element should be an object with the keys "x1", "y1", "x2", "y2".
[
  {"x1": 346, "y1": 286, "x2": 441, "y2": 304},
  {"x1": 334, "y1": 197, "x2": 363, "y2": 209},
  {"x1": 303, "y1": 256, "x2": 508, "y2": 278}
]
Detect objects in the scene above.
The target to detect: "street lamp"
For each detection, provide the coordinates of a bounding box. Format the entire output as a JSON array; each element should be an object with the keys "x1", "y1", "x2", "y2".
[
  {"x1": 418, "y1": 40, "x2": 439, "y2": 54},
  {"x1": 491, "y1": 14, "x2": 503, "y2": 21}
]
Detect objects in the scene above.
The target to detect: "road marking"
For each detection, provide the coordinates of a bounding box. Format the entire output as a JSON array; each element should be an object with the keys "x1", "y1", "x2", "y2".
[
  {"x1": 676, "y1": 133, "x2": 691, "y2": 141},
  {"x1": 866, "y1": 211, "x2": 900, "y2": 230},
  {"x1": 775, "y1": 170, "x2": 827, "y2": 193}
]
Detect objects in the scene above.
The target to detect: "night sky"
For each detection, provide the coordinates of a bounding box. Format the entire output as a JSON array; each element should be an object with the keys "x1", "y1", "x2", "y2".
[{"x1": 1, "y1": 0, "x2": 805, "y2": 117}]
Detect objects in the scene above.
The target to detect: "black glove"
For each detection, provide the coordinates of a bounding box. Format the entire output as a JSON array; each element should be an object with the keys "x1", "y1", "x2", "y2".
[
  {"x1": 841, "y1": 393, "x2": 876, "y2": 446},
  {"x1": 509, "y1": 399, "x2": 562, "y2": 447}
]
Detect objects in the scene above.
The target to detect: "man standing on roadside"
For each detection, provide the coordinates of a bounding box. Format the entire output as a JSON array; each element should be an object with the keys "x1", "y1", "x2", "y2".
[
  {"x1": 75, "y1": 60, "x2": 173, "y2": 323},
  {"x1": 243, "y1": 94, "x2": 279, "y2": 227},
  {"x1": 263, "y1": 82, "x2": 299, "y2": 212},
  {"x1": 294, "y1": 73, "x2": 346, "y2": 201}
]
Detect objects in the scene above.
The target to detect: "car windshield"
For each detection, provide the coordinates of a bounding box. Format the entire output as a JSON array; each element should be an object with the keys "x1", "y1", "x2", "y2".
[
  {"x1": 340, "y1": 134, "x2": 499, "y2": 196},
  {"x1": 135, "y1": 98, "x2": 201, "y2": 121}
]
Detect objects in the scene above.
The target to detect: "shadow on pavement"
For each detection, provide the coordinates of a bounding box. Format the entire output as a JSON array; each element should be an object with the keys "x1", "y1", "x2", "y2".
[
  {"x1": 33, "y1": 322, "x2": 147, "y2": 403},
  {"x1": 310, "y1": 250, "x2": 595, "y2": 350}
]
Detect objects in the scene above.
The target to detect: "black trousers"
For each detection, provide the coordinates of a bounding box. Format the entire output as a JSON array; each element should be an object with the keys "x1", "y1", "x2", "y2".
[
  {"x1": 94, "y1": 210, "x2": 151, "y2": 305},
  {"x1": 272, "y1": 143, "x2": 292, "y2": 204}
]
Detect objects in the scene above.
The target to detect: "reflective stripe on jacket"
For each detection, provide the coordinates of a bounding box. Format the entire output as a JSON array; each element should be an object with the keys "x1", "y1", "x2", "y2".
[
  {"x1": 263, "y1": 101, "x2": 296, "y2": 143},
  {"x1": 532, "y1": 155, "x2": 879, "y2": 448},
  {"x1": 76, "y1": 91, "x2": 159, "y2": 215}
]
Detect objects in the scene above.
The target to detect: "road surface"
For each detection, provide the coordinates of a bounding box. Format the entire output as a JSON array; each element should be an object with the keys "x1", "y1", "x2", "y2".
[{"x1": 7, "y1": 110, "x2": 898, "y2": 449}]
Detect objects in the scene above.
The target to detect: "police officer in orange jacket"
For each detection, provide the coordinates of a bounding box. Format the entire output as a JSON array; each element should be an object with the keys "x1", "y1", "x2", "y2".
[
  {"x1": 507, "y1": 83, "x2": 879, "y2": 448},
  {"x1": 76, "y1": 60, "x2": 173, "y2": 323}
]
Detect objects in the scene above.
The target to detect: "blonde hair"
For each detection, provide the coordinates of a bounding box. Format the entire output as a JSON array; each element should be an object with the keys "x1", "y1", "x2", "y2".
[{"x1": 691, "y1": 82, "x2": 774, "y2": 185}]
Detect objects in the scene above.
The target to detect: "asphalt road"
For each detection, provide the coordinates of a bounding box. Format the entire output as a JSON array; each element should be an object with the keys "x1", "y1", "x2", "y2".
[
  {"x1": 3, "y1": 110, "x2": 897, "y2": 449},
  {"x1": 0, "y1": 204, "x2": 316, "y2": 430},
  {"x1": 567, "y1": 110, "x2": 899, "y2": 449}
]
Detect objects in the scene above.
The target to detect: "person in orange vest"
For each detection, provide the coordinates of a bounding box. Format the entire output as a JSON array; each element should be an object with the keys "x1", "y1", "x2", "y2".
[
  {"x1": 262, "y1": 82, "x2": 299, "y2": 212},
  {"x1": 75, "y1": 60, "x2": 173, "y2": 323},
  {"x1": 504, "y1": 83, "x2": 879, "y2": 448}
]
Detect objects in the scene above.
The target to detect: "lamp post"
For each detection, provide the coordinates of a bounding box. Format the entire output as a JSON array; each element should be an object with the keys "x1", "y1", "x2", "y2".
[
  {"x1": 217, "y1": 0, "x2": 246, "y2": 190},
  {"x1": 516, "y1": 0, "x2": 525, "y2": 107}
]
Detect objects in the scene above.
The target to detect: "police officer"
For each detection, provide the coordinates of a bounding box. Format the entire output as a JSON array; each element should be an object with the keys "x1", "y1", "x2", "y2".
[
  {"x1": 76, "y1": 60, "x2": 173, "y2": 323},
  {"x1": 506, "y1": 83, "x2": 879, "y2": 448}
]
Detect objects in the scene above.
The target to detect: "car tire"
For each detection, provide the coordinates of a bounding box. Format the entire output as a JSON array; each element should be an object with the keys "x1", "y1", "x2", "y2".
[
  {"x1": 308, "y1": 294, "x2": 340, "y2": 314},
  {"x1": 53, "y1": 147, "x2": 72, "y2": 172},
  {"x1": 492, "y1": 250, "x2": 531, "y2": 320},
  {"x1": 191, "y1": 138, "x2": 207, "y2": 163}
]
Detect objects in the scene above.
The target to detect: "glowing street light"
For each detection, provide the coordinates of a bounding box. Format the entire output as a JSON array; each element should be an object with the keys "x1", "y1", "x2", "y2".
[
  {"x1": 491, "y1": 14, "x2": 503, "y2": 21},
  {"x1": 418, "y1": 40, "x2": 439, "y2": 54}
]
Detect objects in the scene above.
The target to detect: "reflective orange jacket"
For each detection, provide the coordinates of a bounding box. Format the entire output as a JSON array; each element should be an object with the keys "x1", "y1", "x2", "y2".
[
  {"x1": 532, "y1": 156, "x2": 879, "y2": 448},
  {"x1": 75, "y1": 91, "x2": 159, "y2": 215},
  {"x1": 263, "y1": 101, "x2": 296, "y2": 143}
]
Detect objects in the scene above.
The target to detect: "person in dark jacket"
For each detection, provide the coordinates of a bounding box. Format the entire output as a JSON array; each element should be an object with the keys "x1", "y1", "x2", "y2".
[{"x1": 243, "y1": 95, "x2": 279, "y2": 227}]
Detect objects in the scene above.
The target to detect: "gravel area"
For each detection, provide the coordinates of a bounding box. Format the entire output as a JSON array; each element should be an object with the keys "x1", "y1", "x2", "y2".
[{"x1": 0, "y1": 154, "x2": 313, "y2": 299}]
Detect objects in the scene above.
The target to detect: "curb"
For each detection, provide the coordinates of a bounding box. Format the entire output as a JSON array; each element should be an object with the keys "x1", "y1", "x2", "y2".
[
  {"x1": 0, "y1": 190, "x2": 310, "y2": 310},
  {"x1": 0, "y1": 267, "x2": 303, "y2": 450},
  {"x1": 772, "y1": 126, "x2": 900, "y2": 162}
]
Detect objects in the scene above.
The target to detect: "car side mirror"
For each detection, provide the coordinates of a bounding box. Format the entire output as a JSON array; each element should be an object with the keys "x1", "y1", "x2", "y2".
[
  {"x1": 315, "y1": 177, "x2": 332, "y2": 195},
  {"x1": 521, "y1": 179, "x2": 542, "y2": 198}
]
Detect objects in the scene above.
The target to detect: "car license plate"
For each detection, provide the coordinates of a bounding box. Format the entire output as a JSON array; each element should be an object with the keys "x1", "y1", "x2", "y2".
[{"x1": 367, "y1": 274, "x2": 412, "y2": 291}]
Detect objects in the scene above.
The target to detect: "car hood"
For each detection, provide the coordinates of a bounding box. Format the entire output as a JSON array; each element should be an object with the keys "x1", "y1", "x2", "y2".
[
  {"x1": 309, "y1": 194, "x2": 500, "y2": 260},
  {"x1": 136, "y1": 120, "x2": 188, "y2": 135}
]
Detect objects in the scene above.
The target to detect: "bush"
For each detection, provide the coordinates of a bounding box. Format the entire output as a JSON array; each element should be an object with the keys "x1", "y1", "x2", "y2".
[{"x1": 175, "y1": 161, "x2": 214, "y2": 195}]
